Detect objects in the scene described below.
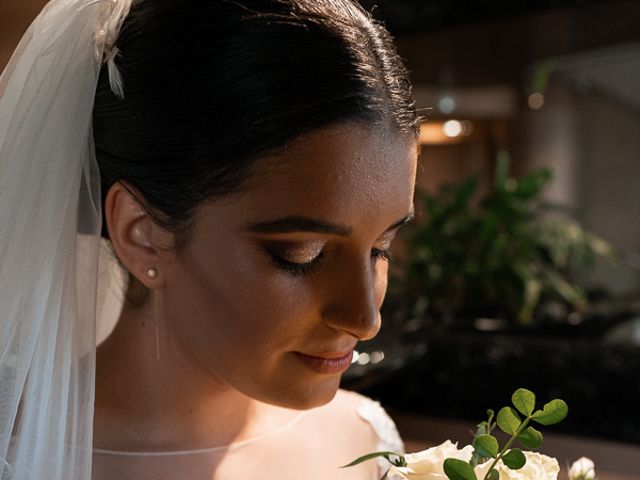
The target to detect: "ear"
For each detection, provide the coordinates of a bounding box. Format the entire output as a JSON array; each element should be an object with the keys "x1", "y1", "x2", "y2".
[{"x1": 104, "y1": 181, "x2": 175, "y2": 289}]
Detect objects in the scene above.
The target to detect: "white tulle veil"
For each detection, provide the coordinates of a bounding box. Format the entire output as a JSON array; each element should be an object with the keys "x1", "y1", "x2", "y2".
[{"x1": 0, "y1": 0, "x2": 131, "y2": 478}]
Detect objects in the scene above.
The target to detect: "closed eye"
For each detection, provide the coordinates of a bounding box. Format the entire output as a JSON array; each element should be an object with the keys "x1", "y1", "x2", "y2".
[
  {"x1": 269, "y1": 247, "x2": 392, "y2": 277},
  {"x1": 371, "y1": 247, "x2": 392, "y2": 262},
  {"x1": 269, "y1": 251, "x2": 325, "y2": 276}
]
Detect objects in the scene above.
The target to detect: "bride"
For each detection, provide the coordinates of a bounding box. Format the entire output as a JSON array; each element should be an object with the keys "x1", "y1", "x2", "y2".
[{"x1": 0, "y1": 0, "x2": 420, "y2": 479}]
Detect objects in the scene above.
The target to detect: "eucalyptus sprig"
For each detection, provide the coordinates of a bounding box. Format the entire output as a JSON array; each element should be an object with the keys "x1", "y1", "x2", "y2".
[
  {"x1": 340, "y1": 388, "x2": 568, "y2": 480},
  {"x1": 469, "y1": 409, "x2": 496, "y2": 467},
  {"x1": 443, "y1": 388, "x2": 568, "y2": 480}
]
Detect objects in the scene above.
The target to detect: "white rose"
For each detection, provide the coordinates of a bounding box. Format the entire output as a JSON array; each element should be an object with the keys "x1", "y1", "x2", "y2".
[
  {"x1": 568, "y1": 457, "x2": 595, "y2": 480},
  {"x1": 386, "y1": 440, "x2": 474, "y2": 479},
  {"x1": 474, "y1": 451, "x2": 559, "y2": 480}
]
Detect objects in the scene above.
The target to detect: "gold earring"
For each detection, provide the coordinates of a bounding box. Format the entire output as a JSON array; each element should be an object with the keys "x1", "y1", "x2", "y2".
[{"x1": 146, "y1": 268, "x2": 157, "y2": 279}]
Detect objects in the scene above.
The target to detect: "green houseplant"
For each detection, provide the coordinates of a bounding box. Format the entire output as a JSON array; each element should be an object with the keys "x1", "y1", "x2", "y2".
[{"x1": 399, "y1": 157, "x2": 616, "y2": 326}]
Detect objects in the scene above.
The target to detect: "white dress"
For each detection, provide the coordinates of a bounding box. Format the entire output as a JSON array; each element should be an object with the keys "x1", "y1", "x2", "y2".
[{"x1": 92, "y1": 389, "x2": 404, "y2": 480}]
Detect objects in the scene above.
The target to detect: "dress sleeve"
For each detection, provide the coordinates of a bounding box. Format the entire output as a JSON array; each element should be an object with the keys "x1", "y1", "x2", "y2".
[{"x1": 356, "y1": 397, "x2": 405, "y2": 479}]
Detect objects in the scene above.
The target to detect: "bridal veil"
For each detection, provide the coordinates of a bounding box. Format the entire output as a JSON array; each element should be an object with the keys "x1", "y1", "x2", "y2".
[{"x1": 0, "y1": 1, "x2": 131, "y2": 478}]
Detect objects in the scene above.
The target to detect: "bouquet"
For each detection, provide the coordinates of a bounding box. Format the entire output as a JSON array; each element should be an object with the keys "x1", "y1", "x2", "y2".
[{"x1": 344, "y1": 388, "x2": 597, "y2": 480}]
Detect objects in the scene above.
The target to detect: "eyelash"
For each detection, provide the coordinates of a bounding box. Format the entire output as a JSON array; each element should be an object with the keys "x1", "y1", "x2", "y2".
[{"x1": 270, "y1": 248, "x2": 393, "y2": 277}]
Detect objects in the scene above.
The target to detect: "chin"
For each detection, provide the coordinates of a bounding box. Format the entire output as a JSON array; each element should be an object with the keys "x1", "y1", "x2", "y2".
[{"x1": 268, "y1": 375, "x2": 342, "y2": 410}]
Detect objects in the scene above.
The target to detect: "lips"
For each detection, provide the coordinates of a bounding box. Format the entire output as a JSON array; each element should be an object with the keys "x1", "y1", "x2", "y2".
[
  {"x1": 293, "y1": 350, "x2": 354, "y2": 374},
  {"x1": 305, "y1": 350, "x2": 354, "y2": 360}
]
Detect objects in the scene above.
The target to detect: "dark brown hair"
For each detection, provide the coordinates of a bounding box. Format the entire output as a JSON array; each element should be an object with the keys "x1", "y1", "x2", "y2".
[{"x1": 92, "y1": 0, "x2": 419, "y2": 303}]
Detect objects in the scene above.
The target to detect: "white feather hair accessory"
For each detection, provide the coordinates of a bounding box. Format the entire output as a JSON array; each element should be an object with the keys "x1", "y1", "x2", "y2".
[{"x1": 94, "y1": 0, "x2": 133, "y2": 98}]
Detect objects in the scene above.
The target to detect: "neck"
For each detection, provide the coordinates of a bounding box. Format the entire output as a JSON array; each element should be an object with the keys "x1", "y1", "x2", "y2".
[{"x1": 94, "y1": 295, "x2": 291, "y2": 452}]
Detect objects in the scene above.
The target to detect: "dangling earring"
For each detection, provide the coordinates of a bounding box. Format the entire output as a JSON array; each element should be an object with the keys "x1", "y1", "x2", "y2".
[
  {"x1": 154, "y1": 292, "x2": 161, "y2": 361},
  {"x1": 146, "y1": 267, "x2": 161, "y2": 360}
]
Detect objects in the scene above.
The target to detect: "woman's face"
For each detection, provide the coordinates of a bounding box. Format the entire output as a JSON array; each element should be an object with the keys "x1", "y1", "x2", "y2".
[{"x1": 162, "y1": 122, "x2": 418, "y2": 409}]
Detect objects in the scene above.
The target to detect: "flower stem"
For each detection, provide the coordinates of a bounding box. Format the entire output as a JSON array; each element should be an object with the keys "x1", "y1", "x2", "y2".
[{"x1": 481, "y1": 417, "x2": 531, "y2": 480}]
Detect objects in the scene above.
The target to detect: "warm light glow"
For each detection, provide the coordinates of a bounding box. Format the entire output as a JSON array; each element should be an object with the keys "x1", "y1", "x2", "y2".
[
  {"x1": 443, "y1": 119, "x2": 463, "y2": 137},
  {"x1": 528, "y1": 92, "x2": 544, "y2": 110},
  {"x1": 419, "y1": 120, "x2": 475, "y2": 145},
  {"x1": 419, "y1": 123, "x2": 448, "y2": 144}
]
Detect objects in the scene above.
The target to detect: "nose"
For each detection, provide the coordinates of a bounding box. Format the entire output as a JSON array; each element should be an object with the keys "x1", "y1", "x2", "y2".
[{"x1": 321, "y1": 257, "x2": 384, "y2": 341}]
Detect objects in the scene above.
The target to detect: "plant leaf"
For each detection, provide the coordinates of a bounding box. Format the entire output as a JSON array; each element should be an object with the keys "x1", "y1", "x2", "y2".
[
  {"x1": 512, "y1": 388, "x2": 536, "y2": 416},
  {"x1": 531, "y1": 399, "x2": 568, "y2": 425},
  {"x1": 487, "y1": 469, "x2": 499, "y2": 480},
  {"x1": 497, "y1": 406, "x2": 521, "y2": 435},
  {"x1": 454, "y1": 175, "x2": 479, "y2": 208},
  {"x1": 443, "y1": 458, "x2": 478, "y2": 480},
  {"x1": 473, "y1": 434, "x2": 499, "y2": 458},
  {"x1": 339, "y1": 451, "x2": 403, "y2": 468},
  {"x1": 494, "y1": 150, "x2": 510, "y2": 191},
  {"x1": 513, "y1": 168, "x2": 552, "y2": 200},
  {"x1": 518, "y1": 426, "x2": 543, "y2": 449},
  {"x1": 502, "y1": 448, "x2": 526, "y2": 469}
]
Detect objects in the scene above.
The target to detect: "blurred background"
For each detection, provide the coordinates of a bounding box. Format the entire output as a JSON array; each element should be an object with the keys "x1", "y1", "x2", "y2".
[
  {"x1": 1, "y1": 1, "x2": 638, "y2": 479},
  {"x1": 341, "y1": 2, "x2": 640, "y2": 478}
]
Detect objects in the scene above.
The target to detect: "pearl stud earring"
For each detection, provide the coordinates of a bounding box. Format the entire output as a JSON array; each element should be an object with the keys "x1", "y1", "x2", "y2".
[{"x1": 146, "y1": 268, "x2": 157, "y2": 279}]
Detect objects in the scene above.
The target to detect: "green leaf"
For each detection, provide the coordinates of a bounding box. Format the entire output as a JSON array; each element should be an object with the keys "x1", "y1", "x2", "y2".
[
  {"x1": 502, "y1": 448, "x2": 526, "y2": 469},
  {"x1": 518, "y1": 426, "x2": 543, "y2": 449},
  {"x1": 339, "y1": 451, "x2": 403, "y2": 468},
  {"x1": 531, "y1": 399, "x2": 568, "y2": 426},
  {"x1": 512, "y1": 388, "x2": 536, "y2": 416},
  {"x1": 487, "y1": 469, "x2": 499, "y2": 480},
  {"x1": 443, "y1": 458, "x2": 478, "y2": 480},
  {"x1": 494, "y1": 150, "x2": 510, "y2": 190},
  {"x1": 513, "y1": 168, "x2": 553, "y2": 200},
  {"x1": 473, "y1": 434, "x2": 499, "y2": 458},
  {"x1": 454, "y1": 175, "x2": 479, "y2": 208},
  {"x1": 496, "y1": 406, "x2": 521, "y2": 435},
  {"x1": 475, "y1": 423, "x2": 488, "y2": 436}
]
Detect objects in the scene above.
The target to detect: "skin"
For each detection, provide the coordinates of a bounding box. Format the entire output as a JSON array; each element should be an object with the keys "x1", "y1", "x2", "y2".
[{"x1": 94, "y1": 121, "x2": 418, "y2": 452}]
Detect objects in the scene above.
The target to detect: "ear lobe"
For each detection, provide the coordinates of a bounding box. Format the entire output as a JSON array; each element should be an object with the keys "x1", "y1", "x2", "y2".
[{"x1": 104, "y1": 181, "x2": 169, "y2": 288}]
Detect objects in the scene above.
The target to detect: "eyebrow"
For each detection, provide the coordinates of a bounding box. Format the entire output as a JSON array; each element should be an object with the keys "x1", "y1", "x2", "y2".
[{"x1": 244, "y1": 210, "x2": 415, "y2": 236}]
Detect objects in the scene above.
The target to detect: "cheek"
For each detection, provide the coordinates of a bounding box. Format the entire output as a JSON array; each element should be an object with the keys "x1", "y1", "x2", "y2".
[
  {"x1": 166, "y1": 242, "x2": 318, "y2": 371},
  {"x1": 166, "y1": 242, "x2": 345, "y2": 408}
]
